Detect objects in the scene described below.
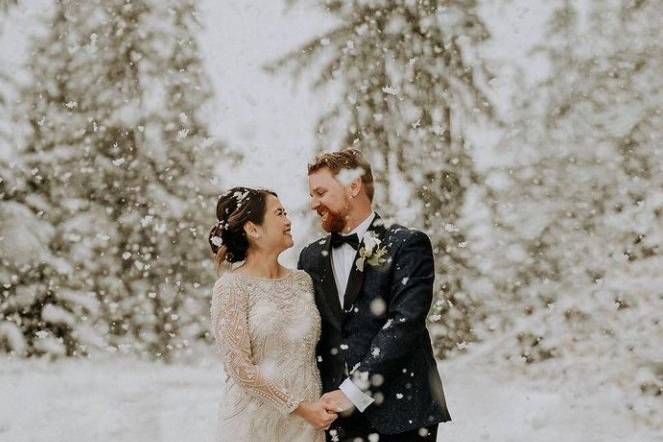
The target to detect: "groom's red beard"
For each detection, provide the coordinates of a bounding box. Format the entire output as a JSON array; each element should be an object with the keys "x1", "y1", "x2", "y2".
[{"x1": 317, "y1": 206, "x2": 346, "y2": 233}]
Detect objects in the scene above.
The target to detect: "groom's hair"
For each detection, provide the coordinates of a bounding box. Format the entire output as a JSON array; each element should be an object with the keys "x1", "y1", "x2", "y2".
[{"x1": 308, "y1": 148, "x2": 374, "y2": 202}]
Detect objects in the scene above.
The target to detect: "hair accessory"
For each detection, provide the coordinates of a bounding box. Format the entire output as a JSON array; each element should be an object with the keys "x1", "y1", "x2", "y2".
[{"x1": 210, "y1": 235, "x2": 223, "y2": 247}]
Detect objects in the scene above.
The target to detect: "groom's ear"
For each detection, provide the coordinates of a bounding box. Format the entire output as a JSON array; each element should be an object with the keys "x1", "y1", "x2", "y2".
[{"x1": 350, "y1": 177, "x2": 362, "y2": 198}]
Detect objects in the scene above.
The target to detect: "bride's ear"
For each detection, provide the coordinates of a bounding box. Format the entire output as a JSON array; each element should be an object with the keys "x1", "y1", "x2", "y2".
[{"x1": 243, "y1": 221, "x2": 262, "y2": 240}]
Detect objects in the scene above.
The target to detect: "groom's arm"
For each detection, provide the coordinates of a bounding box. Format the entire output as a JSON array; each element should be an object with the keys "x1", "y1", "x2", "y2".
[
  {"x1": 348, "y1": 230, "x2": 435, "y2": 395},
  {"x1": 296, "y1": 246, "x2": 307, "y2": 271}
]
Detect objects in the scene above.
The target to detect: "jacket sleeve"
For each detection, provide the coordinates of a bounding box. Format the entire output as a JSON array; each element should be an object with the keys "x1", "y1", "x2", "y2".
[{"x1": 297, "y1": 246, "x2": 307, "y2": 271}]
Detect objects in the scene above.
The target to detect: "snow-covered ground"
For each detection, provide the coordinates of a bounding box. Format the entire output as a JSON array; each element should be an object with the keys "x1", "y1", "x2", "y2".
[{"x1": 1, "y1": 350, "x2": 660, "y2": 442}]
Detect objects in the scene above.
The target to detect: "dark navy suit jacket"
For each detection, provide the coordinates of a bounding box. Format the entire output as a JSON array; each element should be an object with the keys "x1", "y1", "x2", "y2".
[{"x1": 297, "y1": 214, "x2": 451, "y2": 434}]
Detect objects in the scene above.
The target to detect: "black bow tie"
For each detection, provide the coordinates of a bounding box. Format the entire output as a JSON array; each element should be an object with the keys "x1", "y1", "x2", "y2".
[{"x1": 330, "y1": 232, "x2": 360, "y2": 250}]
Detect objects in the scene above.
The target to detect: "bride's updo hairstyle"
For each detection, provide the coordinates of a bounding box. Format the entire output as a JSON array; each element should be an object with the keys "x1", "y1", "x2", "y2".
[{"x1": 208, "y1": 187, "x2": 277, "y2": 269}]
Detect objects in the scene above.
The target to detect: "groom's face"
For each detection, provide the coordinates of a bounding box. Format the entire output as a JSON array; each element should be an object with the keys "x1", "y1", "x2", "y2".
[{"x1": 308, "y1": 167, "x2": 351, "y2": 233}]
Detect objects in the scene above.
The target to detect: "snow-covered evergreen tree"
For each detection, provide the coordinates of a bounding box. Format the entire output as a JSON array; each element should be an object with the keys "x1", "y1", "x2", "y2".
[
  {"x1": 1, "y1": 3, "x2": 81, "y2": 358},
  {"x1": 478, "y1": 0, "x2": 662, "y2": 423},
  {"x1": 271, "y1": 0, "x2": 497, "y2": 356},
  {"x1": 8, "y1": 0, "x2": 225, "y2": 360},
  {"x1": 0, "y1": 0, "x2": 17, "y2": 147},
  {"x1": 0, "y1": 1, "x2": 17, "y2": 11}
]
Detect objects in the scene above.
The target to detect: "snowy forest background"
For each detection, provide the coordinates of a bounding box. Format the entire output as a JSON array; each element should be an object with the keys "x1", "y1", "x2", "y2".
[{"x1": 0, "y1": 0, "x2": 661, "y2": 441}]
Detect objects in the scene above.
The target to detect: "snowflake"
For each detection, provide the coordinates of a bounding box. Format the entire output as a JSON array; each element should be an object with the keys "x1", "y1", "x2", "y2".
[
  {"x1": 177, "y1": 128, "x2": 189, "y2": 139},
  {"x1": 370, "y1": 298, "x2": 386, "y2": 316},
  {"x1": 444, "y1": 223, "x2": 459, "y2": 233},
  {"x1": 140, "y1": 215, "x2": 154, "y2": 227},
  {"x1": 382, "y1": 86, "x2": 399, "y2": 95}
]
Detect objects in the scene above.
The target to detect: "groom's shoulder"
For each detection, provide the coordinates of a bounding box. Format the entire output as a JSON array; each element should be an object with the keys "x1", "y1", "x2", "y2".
[
  {"x1": 299, "y1": 235, "x2": 329, "y2": 259},
  {"x1": 381, "y1": 222, "x2": 431, "y2": 249}
]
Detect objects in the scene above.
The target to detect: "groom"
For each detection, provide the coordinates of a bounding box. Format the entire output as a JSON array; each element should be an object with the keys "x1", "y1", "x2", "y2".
[{"x1": 298, "y1": 148, "x2": 451, "y2": 441}]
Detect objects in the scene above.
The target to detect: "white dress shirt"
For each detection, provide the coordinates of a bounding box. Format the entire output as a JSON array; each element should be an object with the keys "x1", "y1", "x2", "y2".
[
  {"x1": 332, "y1": 211, "x2": 376, "y2": 412},
  {"x1": 331, "y1": 211, "x2": 376, "y2": 307}
]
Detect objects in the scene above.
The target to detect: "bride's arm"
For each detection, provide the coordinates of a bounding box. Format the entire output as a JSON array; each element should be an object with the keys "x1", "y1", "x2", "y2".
[{"x1": 211, "y1": 278, "x2": 300, "y2": 415}]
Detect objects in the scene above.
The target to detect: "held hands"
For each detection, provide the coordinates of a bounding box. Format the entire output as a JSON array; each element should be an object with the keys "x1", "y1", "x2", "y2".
[
  {"x1": 294, "y1": 390, "x2": 354, "y2": 430},
  {"x1": 293, "y1": 400, "x2": 338, "y2": 430},
  {"x1": 320, "y1": 390, "x2": 354, "y2": 414}
]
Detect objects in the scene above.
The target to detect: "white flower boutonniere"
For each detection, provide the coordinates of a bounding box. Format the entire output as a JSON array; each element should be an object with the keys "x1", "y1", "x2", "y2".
[{"x1": 355, "y1": 231, "x2": 388, "y2": 272}]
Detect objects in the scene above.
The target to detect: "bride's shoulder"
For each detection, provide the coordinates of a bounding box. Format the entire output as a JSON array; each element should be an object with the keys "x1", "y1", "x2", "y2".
[
  {"x1": 212, "y1": 272, "x2": 240, "y2": 293},
  {"x1": 291, "y1": 269, "x2": 314, "y2": 286}
]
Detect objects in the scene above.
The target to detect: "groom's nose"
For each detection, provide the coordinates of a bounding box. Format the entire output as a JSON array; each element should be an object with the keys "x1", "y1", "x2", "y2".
[{"x1": 310, "y1": 197, "x2": 320, "y2": 210}]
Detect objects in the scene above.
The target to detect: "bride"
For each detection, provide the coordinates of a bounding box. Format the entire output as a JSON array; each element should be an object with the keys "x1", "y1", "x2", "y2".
[{"x1": 208, "y1": 187, "x2": 337, "y2": 442}]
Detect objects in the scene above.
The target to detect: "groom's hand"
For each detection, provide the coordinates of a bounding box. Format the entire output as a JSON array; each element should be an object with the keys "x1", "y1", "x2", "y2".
[{"x1": 321, "y1": 390, "x2": 354, "y2": 413}]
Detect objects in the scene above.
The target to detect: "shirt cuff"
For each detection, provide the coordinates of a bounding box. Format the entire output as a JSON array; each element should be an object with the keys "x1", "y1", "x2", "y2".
[{"x1": 339, "y1": 378, "x2": 375, "y2": 412}]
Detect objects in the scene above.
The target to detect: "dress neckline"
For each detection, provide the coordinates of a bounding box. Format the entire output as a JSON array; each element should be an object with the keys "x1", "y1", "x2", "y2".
[{"x1": 230, "y1": 269, "x2": 294, "y2": 282}]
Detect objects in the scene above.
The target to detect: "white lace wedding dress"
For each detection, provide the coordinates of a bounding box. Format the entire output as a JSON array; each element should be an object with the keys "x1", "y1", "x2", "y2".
[{"x1": 210, "y1": 269, "x2": 324, "y2": 442}]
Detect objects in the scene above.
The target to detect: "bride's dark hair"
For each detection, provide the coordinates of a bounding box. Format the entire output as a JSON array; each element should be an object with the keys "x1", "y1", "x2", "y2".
[{"x1": 208, "y1": 187, "x2": 277, "y2": 269}]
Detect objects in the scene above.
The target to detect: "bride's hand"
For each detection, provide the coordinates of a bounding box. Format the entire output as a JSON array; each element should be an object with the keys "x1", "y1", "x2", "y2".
[{"x1": 293, "y1": 400, "x2": 338, "y2": 430}]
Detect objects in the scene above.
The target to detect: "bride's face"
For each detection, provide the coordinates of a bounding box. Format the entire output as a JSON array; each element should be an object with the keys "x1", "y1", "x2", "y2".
[{"x1": 253, "y1": 194, "x2": 293, "y2": 252}]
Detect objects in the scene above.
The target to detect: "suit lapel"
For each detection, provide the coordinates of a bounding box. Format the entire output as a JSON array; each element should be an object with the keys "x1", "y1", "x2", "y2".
[
  {"x1": 342, "y1": 214, "x2": 388, "y2": 312},
  {"x1": 342, "y1": 257, "x2": 364, "y2": 312},
  {"x1": 320, "y1": 236, "x2": 344, "y2": 324}
]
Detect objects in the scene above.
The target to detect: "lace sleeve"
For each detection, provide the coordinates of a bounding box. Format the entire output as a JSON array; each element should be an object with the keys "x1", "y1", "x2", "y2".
[{"x1": 211, "y1": 277, "x2": 301, "y2": 415}]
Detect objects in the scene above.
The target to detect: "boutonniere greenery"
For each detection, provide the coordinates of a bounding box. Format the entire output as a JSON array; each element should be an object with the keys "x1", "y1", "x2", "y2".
[{"x1": 355, "y1": 231, "x2": 388, "y2": 272}]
